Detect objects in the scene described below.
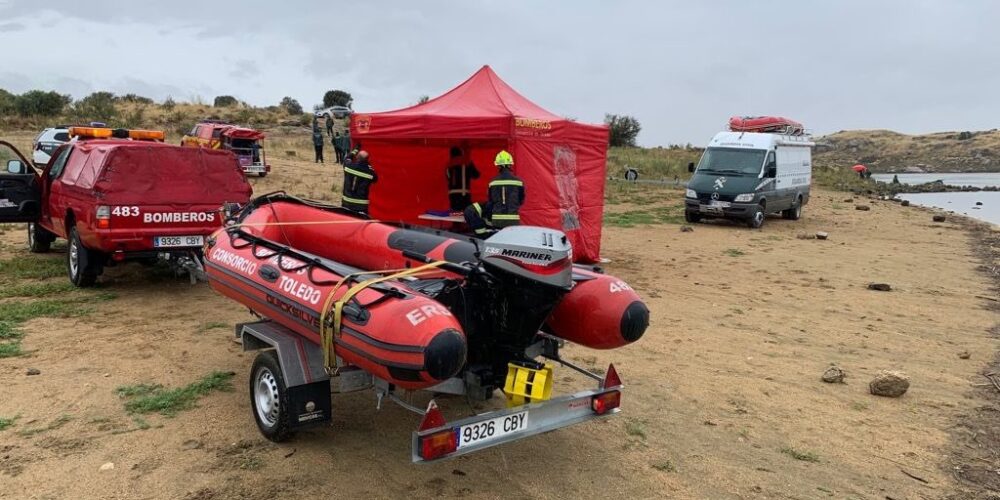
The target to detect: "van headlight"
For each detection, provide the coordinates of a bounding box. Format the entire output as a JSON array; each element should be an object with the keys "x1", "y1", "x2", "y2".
[
  {"x1": 685, "y1": 189, "x2": 697, "y2": 198},
  {"x1": 734, "y1": 193, "x2": 755, "y2": 202}
]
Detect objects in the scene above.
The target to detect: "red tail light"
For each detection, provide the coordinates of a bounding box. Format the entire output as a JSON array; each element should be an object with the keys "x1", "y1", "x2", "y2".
[
  {"x1": 417, "y1": 400, "x2": 457, "y2": 460},
  {"x1": 96, "y1": 205, "x2": 111, "y2": 229},
  {"x1": 591, "y1": 390, "x2": 621, "y2": 415}
]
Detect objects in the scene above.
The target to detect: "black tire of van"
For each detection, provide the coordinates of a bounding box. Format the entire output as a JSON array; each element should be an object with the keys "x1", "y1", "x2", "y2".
[
  {"x1": 67, "y1": 227, "x2": 102, "y2": 287},
  {"x1": 684, "y1": 210, "x2": 701, "y2": 223},
  {"x1": 257, "y1": 172, "x2": 267, "y2": 178},
  {"x1": 28, "y1": 223, "x2": 55, "y2": 253},
  {"x1": 747, "y1": 204, "x2": 766, "y2": 229},
  {"x1": 782, "y1": 196, "x2": 803, "y2": 220}
]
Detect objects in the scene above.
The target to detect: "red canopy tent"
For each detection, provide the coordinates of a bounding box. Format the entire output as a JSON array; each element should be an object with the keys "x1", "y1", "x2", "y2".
[{"x1": 349, "y1": 65, "x2": 609, "y2": 263}]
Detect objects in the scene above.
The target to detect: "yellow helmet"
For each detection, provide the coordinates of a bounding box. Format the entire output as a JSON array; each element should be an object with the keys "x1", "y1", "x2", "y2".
[{"x1": 494, "y1": 150, "x2": 513, "y2": 167}]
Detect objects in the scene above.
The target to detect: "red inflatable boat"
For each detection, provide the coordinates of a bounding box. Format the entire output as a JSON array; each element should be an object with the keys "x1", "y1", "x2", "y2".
[
  {"x1": 205, "y1": 193, "x2": 648, "y2": 392},
  {"x1": 728, "y1": 116, "x2": 804, "y2": 135}
]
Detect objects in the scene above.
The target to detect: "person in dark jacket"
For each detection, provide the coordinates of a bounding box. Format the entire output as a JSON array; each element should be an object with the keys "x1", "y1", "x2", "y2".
[
  {"x1": 325, "y1": 116, "x2": 334, "y2": 136},
  {"x1": 446, "y1": 146, "x2": 480, "y2": 211},
  {"x1": 342, "y1": 150, "x2": 377, "y2": 213},
  {"x1": 312, "y1": 127, "x2": 324, "y2": 163},
  {"x1": 332, "y1": 131, "x2": 345, "y2": 164},
  {"x1": 485, "y1": 150, "x2": 524, "y2": 228},
  {"x1": 463, "y1": 150, "x2": 524, "y2": 234}
]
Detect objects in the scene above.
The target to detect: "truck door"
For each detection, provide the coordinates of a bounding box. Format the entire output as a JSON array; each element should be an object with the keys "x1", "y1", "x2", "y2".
[{"x1": 0, "y1": 140, "x2": 41, "y2": 223}]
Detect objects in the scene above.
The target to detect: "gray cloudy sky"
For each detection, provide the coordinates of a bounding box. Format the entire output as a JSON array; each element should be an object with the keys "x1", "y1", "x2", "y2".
[{"x1": 0, "y1": 0, "x2": 997, "y2": 145}]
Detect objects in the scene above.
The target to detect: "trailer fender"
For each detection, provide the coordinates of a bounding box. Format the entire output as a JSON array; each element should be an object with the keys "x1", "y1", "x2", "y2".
[{"x1": 238, "y1": 321, "x2": 329, "y2": 387}]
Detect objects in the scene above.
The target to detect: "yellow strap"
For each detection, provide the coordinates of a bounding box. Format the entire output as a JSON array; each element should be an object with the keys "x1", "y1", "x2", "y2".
[{"x1": 318, "y1": 261, "x2": 447, "y2": 372}]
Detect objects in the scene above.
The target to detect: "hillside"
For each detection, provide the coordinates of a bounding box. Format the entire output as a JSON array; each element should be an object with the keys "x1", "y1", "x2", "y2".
[{"x1": 814, "y1": 129, "x2": 1000, "y2": 173}]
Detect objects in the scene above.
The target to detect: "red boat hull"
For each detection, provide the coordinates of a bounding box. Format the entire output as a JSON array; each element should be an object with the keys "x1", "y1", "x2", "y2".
[
  {"x1": 232, "y1": 200, "x2": 648, "y2": 350},
  {"x1": 205, "y1": 226, "x2": 467, "y2": 390}
]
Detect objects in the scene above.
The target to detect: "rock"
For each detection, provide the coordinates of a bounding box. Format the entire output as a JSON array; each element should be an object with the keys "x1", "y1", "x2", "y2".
[
  {"x1": 958, "y1": 351, "x2": 971, "y2": 360},
  {"x1": 976, "y1": 201, "x2": 983, "y2": 206},
  {"x1": 821, "y1": 366, "x2": 846, "y2": 383},
  {"x1": 932, "y1": 214, "x2": 946, "y2": 222},
  {"x1": 843, "y1": 198, "x2": 854, "y2": 202},
  {"x1": 815, "y1": 231, "x2": 829, "y2": 240},
  {"x1": 680, "y1": 225, "x2": 693, "y2": 233},
  {"x1": 855, "y1": 205, "x2": 871, "y2": 211},
  {"x1": 901, "y1": 200, "x2": 910, "y2": 206},
  {"x1": 869, "y1": 370, "x2": 910, "y2": 397},
  {"x1": 867, "y1": 283, "x2": 892, "y2": 292},
  {"x1": 181, "y1": 439, "x2": 203, "y2": 450},
  {"x1": 26, "y1": 368, "x2": 40, "y2": 376},
  {"x1": 99, "y1": 462, "x2": 115, "y2": 471},
  {"x1": 796, "y1": 233, "x2": 815, "y2": 240}
]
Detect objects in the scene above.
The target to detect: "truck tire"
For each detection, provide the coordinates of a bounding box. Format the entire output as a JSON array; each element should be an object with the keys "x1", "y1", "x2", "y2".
[
  {"x1": 67, "y1": 227, "x2": 100, "y2": 287},
  {"x1": 28, "y1": 222, "x2": 54, "y2": 253},
  {"x1": 782, "y1": 196, "x2": 803, "y2": 220},
  {"x1": 250, "y1": 350, "x2": 295, "y2": 442},
  {"x1": 684, "y1": 210, "x2": 701, "y2": 223},
  {"x1": 747, "y1": 204, "x2": 766, "y2": 229}
]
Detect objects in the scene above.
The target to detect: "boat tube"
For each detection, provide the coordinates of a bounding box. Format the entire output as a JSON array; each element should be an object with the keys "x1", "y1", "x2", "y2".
[{"x1": 728, "y1": 116, "x2": 804, "y2": 135}]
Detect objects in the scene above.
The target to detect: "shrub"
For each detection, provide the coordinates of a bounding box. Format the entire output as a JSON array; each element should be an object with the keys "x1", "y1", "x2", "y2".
[
  {"x1": 14, "y1": 90, "x2": 71, "y2": 117},
  {"x1": 73, "y1": 91, "x2": 118, "y2": 123},
  {"x1": 322, "y1": 90, "x2": 352, "y2": 108},
  {"x1": 605, "y1": 114, "x2": 642, "y2": 147},
  {"x1": 213, "y1": 95, "x2": 239, "y2": 107},
  {"x1": 280, "y1": 96, "x2": 303, "y2": 115}
]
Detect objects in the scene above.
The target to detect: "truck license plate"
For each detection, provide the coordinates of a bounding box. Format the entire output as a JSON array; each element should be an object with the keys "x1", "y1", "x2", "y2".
[
  {"x1": 456, "y1": 411, "x2": 528, "y2": 449},
  {"x1": 244, "y1": 165, "x2": 265, "y2": 173},
  {"x1": 154, "y1": 235, "x2": 204, "y2": 248}
]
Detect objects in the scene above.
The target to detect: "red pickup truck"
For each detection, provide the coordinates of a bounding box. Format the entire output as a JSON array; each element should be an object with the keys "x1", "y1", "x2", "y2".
[{"x1": 0, "y1": 127, "x2": 252, "y2": 286}]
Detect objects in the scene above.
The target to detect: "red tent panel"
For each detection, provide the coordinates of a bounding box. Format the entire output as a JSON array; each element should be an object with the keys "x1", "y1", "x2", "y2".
[{"x1": 350, "y1": 65, "x2": 608, "y2": 262}]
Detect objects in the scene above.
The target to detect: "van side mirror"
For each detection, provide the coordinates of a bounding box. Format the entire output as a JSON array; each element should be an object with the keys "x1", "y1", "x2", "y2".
[
  {"x1": 687, "y1": 162, "x2": 695, "y2": 173},
  {"x1": 6, "y1": 160, "x2": 26, "y2": 175},
  {"x1": 766, "y1": 165, "x2": 777, "y2": 178}
]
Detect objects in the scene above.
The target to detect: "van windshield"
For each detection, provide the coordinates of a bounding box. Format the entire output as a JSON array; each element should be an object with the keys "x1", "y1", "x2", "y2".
[{"x1": 696, "y1": 147, "x2": 766, "y2": 176}]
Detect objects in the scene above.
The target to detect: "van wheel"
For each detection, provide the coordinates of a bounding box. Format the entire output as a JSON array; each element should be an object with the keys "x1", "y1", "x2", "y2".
[
  {"x1": 67, "y1": 227, "x2": 101, "y2": 287},
  {"x1": 684, "y1": 210, "x2": 701, "y2": 223},
  {"x1": 251, "y1": 350, "x2": 295, "y2": 442},
  {"x1": 747, "y1": 204, "x2": 766, "y2": 229},
  {"x1": 257, "y1": 172, "x2": 267, "y2": 178},
  {"x1": 783, "y1": 197, "x2": 803, "y2": 220},
  {"x1": 28, "y1": 223, "x2": 54, "y2": 253}
]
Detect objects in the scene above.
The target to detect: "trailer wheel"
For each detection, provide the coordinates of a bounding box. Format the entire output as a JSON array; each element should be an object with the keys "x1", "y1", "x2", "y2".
[
  {"x1": 67, "y1": 227, "x2": 100, "y2": 287},
  {"x1": 28, "y1": 222, "x2": 53, "y2": 253},
  {"x1": 250, "y1": 350, "x2": 295, "y2": 442},
  {"x1": 782, "y1": 196, "x2": 803, "y2": 220},
  {"x1": 747, "y1": 204, "x2": 766, "y2": 229}
]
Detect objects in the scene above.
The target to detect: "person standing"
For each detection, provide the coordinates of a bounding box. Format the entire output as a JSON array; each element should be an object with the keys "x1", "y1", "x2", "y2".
[
  {"x1": 463, "y1": 150, "x2": 525, "y2": 234},
  {"x1": 325, "y1": 116, "x2": 334, "y2": 137},
  {"x1": 446, "y1": 146, "x2": 480, "y2": 211},
  {"x1": 312, "y1": 127, "x2": 324, "y2": 163},
  {"x1": 342, "y1": 150, "x2": 377, "y2": 214},
  {"x1": 333, "y1": 131, "x2": 345, "y2": 164},
  {"x1": 485, "y1": 150, "x2": 524, "y2": 228}
]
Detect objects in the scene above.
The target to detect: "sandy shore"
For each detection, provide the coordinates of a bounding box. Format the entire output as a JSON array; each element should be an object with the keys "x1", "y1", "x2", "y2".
[{"x1": 0, "y1": 153, "x2": 998, "y2": 499}]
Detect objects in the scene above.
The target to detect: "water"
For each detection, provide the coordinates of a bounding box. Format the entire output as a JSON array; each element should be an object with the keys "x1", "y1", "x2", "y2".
[
  {"x1": 870, "y1": 172, "x2": 1000, "y2": 226},
  {"x1": 871, "y1": 172, "x2": 1000, "y2": 188}
]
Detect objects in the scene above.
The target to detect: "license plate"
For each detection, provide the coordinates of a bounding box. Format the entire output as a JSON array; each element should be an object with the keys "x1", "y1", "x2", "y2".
[
  {"x1": 456, "y1": 411, "x2": 528, "y2": 449},
  {"x1": 244, "y1": 165, "x2": 265, "y2": 173},
  {"x1": 700, "y1": 205, "x2": 724, "y2": 214},
  {"x1": 153, "y1": 235, "x2": 204, "y2": 248},
  {"x1": 709, "y1": 200, "x2": 731, "y2": 208}
]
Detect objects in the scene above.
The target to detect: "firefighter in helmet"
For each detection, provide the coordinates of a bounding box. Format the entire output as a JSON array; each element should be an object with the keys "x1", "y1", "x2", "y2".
[{"x1": 463, "y1": 150, "x2": 525, "y2": 235}]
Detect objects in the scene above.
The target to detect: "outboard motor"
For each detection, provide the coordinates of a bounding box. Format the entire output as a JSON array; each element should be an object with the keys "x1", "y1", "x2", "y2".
[{"x1": 437, "y1": 226, "x2": 573, "y2": 395}]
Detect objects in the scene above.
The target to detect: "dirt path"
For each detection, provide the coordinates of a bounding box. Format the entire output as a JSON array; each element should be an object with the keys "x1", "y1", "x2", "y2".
[{"x1": 1, "y1": 154, "x2": 997, "y2": 498}]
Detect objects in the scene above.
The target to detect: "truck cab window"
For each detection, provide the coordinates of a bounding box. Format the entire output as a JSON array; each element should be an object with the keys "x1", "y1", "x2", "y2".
[{"x1": 47, "y1": 146, "x2": 72, "y2": 179}]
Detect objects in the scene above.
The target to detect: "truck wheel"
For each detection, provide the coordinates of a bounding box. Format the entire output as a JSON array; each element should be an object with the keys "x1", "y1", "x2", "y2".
[
  {"x1": 747, "y1": 204, "x2": 766, "y2": 229},
  {"x1": 684, "y1": 210, "x2": 701, "y2": 223},
  {"x1": 67, "y1": 227, "x2": 100, "y2": 287},
  {"x1": 250, "y1": 350, "x2": 295, "y2": 442},
  {"x1": 782, "y1": 197, "x2": 803, "y2": 220},
  {"x1": 28, "y1": 223, "x2": 53, "y2": 253}
]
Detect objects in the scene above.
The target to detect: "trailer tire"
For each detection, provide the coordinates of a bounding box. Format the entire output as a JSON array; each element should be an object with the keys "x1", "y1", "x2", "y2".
[
  {"x1": 250, "y1": 350, "x2": 295, "y2": 442},
  {"x1": 28, "y1": 222, "x2": 54, "y2": 253},
  {"x1": 67, "y1": 227, "x2": 100, "y2": 287},
  {"x1": 747, "y1": 204, "x2": 766, "y2": 229}
]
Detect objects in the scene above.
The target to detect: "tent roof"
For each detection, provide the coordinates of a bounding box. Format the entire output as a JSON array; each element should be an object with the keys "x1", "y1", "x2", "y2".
[{"x1": 369, "y1": 65, "x2": 563, "y2": 120}]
